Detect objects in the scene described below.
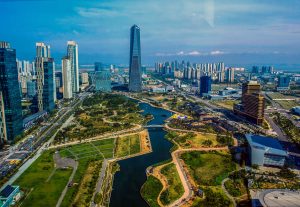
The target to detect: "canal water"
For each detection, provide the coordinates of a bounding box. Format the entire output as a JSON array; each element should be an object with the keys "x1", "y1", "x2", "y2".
[{"x1": 110, "y1": 102, "x2": 173, "y2": 207}]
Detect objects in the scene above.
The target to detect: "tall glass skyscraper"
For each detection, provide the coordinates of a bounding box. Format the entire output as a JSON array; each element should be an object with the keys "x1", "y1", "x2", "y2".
[
  {"x1": 94, "y1": 62, "x2": 103, "y2": 72},
  {"x1": 35, "y1": 42, "x2": 55, "y2": 112},
  {"x1": 62, "y1": 57, "x2": 73, "y2": 99},
  {"x1": 128, "y1": 25, "x2": 142, "y2": 92},
  {"x1": 0, "y1": 42, "x2": 23, "y2": 141},
  {"x1": 199, "y1": 76, "x2": 212, "y2": 97},
  {"x1": 95, "y1": 70, "x2": 111, "y2": 92},
  {"x1": 67, "y1": 41, "x2": 79, "y2": 93}
]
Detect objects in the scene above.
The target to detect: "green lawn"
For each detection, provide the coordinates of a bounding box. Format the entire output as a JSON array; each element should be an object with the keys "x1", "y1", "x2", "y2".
[
  {"x1": 181, "y1": 151, "x2": 236, "y2": 186},
  {"x1": 14, "y1": 151, "x2": 72, "y2": 207},
  {"x1": 59, "y1": 138, "x2": 115, "y2": 160},
  {"x1": 58, "y1": 138, "x2": 116, "y2": 207},
  {"x1": 60, "y1": 158, "x2": 93, "y2": 207},
  {"x1": 141, "y1": 175, "x2": 163, "y2": 207},
  {"x1": 115, "y1": 134, "x2": 140, "y2": 157},
  {"x1": 224, "y1": 178, "x2": 247, "y2": 197},
  {"x1": 160, "y1": 163, "x2": 184, "y2": 205},
  {"x1": 276, "y1": 100, "x2": 299, "y2": 110},
  {"x1": 180, "y1": 151, "x2": 236, "y2": 207},
  {"x1": 192, "y1": 186, "x2": 233, "y2": 207}
]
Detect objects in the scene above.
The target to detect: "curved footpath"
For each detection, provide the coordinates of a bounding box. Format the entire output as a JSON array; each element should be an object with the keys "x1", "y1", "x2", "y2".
[
  {"x1": 221, "y1": 178, "x2": 237, "y2": 207},
  {"x1": 169, "y1": 147, "x2": 229, "y2": 207},
  {"x1": 152, "y1": 124, "x2": 238, "y2": 207},
  {"x1": 152, "y1": 162, "x2": 172, "y2": 207}
]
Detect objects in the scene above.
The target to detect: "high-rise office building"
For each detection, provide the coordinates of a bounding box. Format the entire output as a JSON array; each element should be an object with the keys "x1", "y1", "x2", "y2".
[
  {"x1": 27, "y1": 81, "x2": 36, "y2": 97},
  {"x1": 199, "y1": 76, "x2": 212, "y2": 97},
  {"x1": 81, "y1": 72, "x2": 89, "y2": 85},
  {"x1": 62, "y1": 57, "x2": 73, "y2": 99},
  {"x1": 234, "y1": 81, "x2": 265, "y2": 125},
  {"x1": 94, "y1": 62, "x2": 103, "y2": 72},
  {"x1": 36, "y1": 42, "x2": 51, "y2": 58},
  {"x1": 252, "y1": 66, "x2": 259, "y2": 74},
  {"x1": 0, "y1": 91, "x2": 7, "y2": 143},
  {"x1": 0, "y1": 42, "x2": 23, "y2": 141},
  {"x1": 95, "y1": 70, "x2": 111, "y2": 92},
  {"x1": 128, "y1": 25, "x2": 142, "y2": 92},
  {"x1": 67, "y1": 41, "x2": 79, "y2": 93},
  {"x1": 226, "y1": 68, "x2": 235, "y2": 83},
  {"x1": 55, "y1": 72, "x2": 63, "y2": 100},
  {"x1": 277, "y1": 75, "x2": 290, "y2": 91},
  {"x1": 35, "y1": 42, "x2": 55, "y2": 112}
]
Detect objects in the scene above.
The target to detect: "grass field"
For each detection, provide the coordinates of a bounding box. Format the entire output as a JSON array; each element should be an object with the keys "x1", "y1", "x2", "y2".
[
  {"x1": 14, "y1": 151, "x2": 72, "y2": 207},
  {"x1": 141, "y1": 175, "x2": 163, "y2": 207},
  {"x1": 276, "y1": 100, "x2": 299, "y2": 110},
  {"x1": 192, "y1": 186, "x2": 233, "y2": 207},
  {"x1": 181, "y1": 150, "x2": 236, "y2": 186},
  {"x1": 212, "y1": 100, "x2": 239, "y2": 110},
  {"x1": 266, "y1": 92, "x2": 295, "y2": 100},
  {"x1": 59, "y1": 138, "x2": 115, "y2": 160},
  {"x1": 180, "y1": 150, "x2": 236, "y2": 207},
  {"x1": 72, "y1": 160, "x2": 102, "y2": 206},
  {"x1": 167, "y1": 131, "x2": 219, "y2": 148},
  {"x1": 160, "y1": 163, "x2": 184, "y2": 205},
  {"x1": 115, "y1": 134, "x2": 140, "y2": 157},
  {"x1": 59, "y1": 138, "x2": 116, "y2": 207}
]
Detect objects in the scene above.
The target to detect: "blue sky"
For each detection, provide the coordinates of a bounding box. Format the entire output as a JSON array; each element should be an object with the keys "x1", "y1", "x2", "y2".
[{"x1": 1, "y1": 0, "x2": 300, "y2": 66}]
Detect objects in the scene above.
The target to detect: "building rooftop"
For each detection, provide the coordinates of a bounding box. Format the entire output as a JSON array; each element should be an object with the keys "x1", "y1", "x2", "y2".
[
  {"x1": 245, "y1": 134, "x2": 287, "y2": 156},
  {"x1": 0, "y1": 185, "x2": 16, "y2": 198}
]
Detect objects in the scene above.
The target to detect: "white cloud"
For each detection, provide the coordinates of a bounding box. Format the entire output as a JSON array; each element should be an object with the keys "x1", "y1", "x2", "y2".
[
  {"x1": 177, "y1": 51, "x2": 185, "y2": 56},
  {"x1": 210, "y1": 50, "x2": 225, "y2": 55},
  {"x1": 76, "y1": 7, "x2": 119, "y2": 18},
  {"x1": 188, "y1": 50, "x2": 202, "y2": 56}
]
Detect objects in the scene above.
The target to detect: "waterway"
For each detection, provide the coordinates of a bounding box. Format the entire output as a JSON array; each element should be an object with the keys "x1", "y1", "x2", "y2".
[{"x1": 110, "y1": 102, "x2": 173, "y2": 207}]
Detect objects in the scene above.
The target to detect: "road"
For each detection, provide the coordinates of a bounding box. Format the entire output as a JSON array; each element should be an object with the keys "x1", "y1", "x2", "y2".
[{"x1": 251, "y1": 189, "x2": 300, "y2": 207}]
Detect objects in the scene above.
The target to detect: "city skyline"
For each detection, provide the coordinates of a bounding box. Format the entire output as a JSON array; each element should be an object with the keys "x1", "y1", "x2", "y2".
[{"x1": 1, "y1": 0, "x2": 300, "y2": 66}]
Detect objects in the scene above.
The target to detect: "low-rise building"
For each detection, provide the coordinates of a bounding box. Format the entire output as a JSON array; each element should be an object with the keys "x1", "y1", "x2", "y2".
[
  {"x1": 292, "y1": 106, "x2": 300, "y2": 115},
  {"x1": 246, "y1": 134, "x2": 287, "y2": 167},
  {"x1": 0, "y1": 185, "x2": 20, "y2": 207}
]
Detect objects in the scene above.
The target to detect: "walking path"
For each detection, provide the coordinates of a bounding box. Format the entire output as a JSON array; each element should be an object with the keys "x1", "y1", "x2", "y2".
[
  {"x1": 221, "y1": 178, "x2": 237, "y2": 207},
  {"x1": 152, "y1": 162, "x2": 171, "y2": 207},
  {"x1": 164, "y1": 123, "x2": 227, "y2": 137},
  {"x1": 170, "y1": 147, "x2": 229, "y2": 207},
  {"x1": 91, "y1": 159, "x2": 109, "y2": 207},
  {"x1": 149, "y1": 127, "x2": 239, "y2": 207},
  {"x1": 49, "y1": 124, "x2": 143, "y2": 149},
  {"x1": 54, "y1": 153, "x2": 78, "y2": 207}
]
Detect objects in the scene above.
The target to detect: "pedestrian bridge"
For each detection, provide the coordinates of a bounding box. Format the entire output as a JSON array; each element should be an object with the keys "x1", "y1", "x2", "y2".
[{"x1": 144, "y1": 125, "x2": 164, "y2": 128}]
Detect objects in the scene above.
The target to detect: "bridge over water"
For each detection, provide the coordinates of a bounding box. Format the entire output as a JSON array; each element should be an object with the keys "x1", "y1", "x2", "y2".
[{"x1": 144, "y1": 125, "x2": 164, "y2": 128}]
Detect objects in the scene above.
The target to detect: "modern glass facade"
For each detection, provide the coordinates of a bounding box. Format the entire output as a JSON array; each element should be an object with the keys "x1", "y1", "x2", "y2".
[
  {"x1": 94, "y1": 62, "x2": 103, "y2": 72},
  {"x1": 277, "y1": 75, "x2": 290, "y2": 89},
  {"x1": 199, "y1": 76, "x2": 211, "y2": 97},
  {"x1": 67, "y1": 41, "x2": 79, "y2": 93},
  {"x1": 0, "y1": 44, "x2": 23, "y2": 141},
  {"x1": 95, "y1": 70, "x2": 111, "y2": 92},
  {"x1": 246, "y1": 134, "x2": 287, "y2": 167},
  {"x1": 42, "y1": 59, "x2": 55, "y2": 112},
  {"x1": 128, "y1": 25, "x2": 142, "y2": 92},
  {"x1": 36, "y1": 57, "x2": 55, "y2": 112},
  {"x1": 62, "y1": 57, "x2": 73, "y2": 99}
]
